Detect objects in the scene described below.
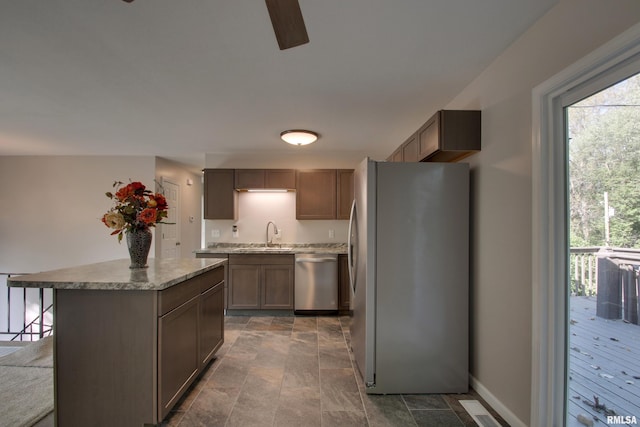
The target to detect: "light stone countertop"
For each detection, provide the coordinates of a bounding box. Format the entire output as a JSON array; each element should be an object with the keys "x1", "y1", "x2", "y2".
[
  {"x1": 195, "y1": 243, "x2": 347, "y2": 255},
  {"x1": 7, "y1": 258, "x2": 227, "y2": 291}
]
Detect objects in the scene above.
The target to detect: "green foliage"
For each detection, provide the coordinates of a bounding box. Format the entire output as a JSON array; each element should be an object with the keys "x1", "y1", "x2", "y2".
[{"x1": 569, "y1": 73, "x2": 640, "y2": 248}]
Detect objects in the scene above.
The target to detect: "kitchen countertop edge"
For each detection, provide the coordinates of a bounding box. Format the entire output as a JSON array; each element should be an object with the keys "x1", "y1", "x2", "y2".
[
  {"x1": 196, "y1": 243, "x2": 347, "y2": 255},
  {"x1": 7, "y1": 258, "x2": 228, "y2": 291}
]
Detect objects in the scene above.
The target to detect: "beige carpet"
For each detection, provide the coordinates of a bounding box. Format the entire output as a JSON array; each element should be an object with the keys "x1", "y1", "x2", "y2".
[{"x1": 0, "y1": 337, "x2": 54, "y2": 427}]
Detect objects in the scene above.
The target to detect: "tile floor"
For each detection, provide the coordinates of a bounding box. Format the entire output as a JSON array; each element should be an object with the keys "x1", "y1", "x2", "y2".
[{"x1": 163, "y1": 315, "x2": 508, "y2": 427}]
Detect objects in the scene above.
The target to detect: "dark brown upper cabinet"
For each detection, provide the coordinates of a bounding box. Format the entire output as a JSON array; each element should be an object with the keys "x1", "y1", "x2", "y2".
[
  {"x1": 203, "y1": 169, "x2": 237, "y2": 220},
  {"x1": 296, "y1": 169, "x2": 354, "y2": 220},
  {"x1": 388, "y1": 110, "x2": 480, "y2": 163},
  {"x1": 417, "y1": 110, "x2": 481, "y2": 162},
  {"x1": 204, "y1": 168, "x2": 353, "y2": 221},
  {"x1": 388, "y1": 146, "x2": 403, "y2": 162},
  {"x1": 234, "y1": 169, "x2": 296, "y2": 190},
  {"x1": 337, "y1": 169, "x2": 354, "y2": 220},
  {"x1": 401, "y1": 133, "x2": 419, "y2": 162},
  {"x1": 296, "y1": 169, "x2": 337, "y2": 220}
]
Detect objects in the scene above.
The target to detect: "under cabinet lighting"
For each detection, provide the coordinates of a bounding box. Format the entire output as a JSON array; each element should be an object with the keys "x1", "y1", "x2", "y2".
[{"x1": 245, "y1": 189, "x2": 289, "y2": 193}]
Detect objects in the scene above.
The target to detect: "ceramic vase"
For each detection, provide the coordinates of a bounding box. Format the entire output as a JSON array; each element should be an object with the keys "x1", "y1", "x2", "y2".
[{"x1": 126, "y1": 228, "x2": 152, "y2": 269}]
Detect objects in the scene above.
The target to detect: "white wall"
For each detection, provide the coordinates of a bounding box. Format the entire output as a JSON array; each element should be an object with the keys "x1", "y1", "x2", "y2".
[
  {"x1": 0, "y1": 156, "x2": 155, "y2": 273},
  {"x1": 444, "y1": 0, "x2": 640, "y2": 424}
]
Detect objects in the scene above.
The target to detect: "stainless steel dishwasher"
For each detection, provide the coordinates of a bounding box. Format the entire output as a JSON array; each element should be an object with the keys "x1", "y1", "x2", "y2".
[{"x1": 294, "y1": 253, "x2": 338, "y2": 313}]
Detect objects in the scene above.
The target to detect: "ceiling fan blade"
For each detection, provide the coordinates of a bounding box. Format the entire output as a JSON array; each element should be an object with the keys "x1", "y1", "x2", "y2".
[{"x1": 265, "y1": 0, "x2": 309, "y2": 50}]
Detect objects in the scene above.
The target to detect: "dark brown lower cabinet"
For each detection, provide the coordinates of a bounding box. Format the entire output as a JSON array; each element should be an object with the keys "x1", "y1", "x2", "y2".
[
  {"x1": 200, "y1": 281, "x2": 225, "y2": 365},
  {"x1": 158, "y1": 266, "x2": 225, "y2": 420},
  {"x1": 262, "y1": 264, "x2": 294, "y2": 309},
  {"x1": 159, "y1": 295, "x2": 200, "y2": 419},
  {"x1": 228, "y1": 254, "x2": 294, "y2": 310},
  {"x1": 228, "y1": 264, "x2": 261, "y2": 309}
]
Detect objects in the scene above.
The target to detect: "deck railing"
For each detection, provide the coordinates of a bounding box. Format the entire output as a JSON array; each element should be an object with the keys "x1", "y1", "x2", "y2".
[
  {"x1": 0, "y1": 273, "x2": 53, "y2": 341},
  {"x1": 570, "y1": 247, "x2": 600, "y2": 296},
  {"x1": 570, "y1": 247, "x2": 640, "y2": 325}
]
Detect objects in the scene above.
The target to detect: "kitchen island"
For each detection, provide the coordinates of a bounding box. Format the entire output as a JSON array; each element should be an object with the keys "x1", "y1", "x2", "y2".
[{"x1": 8, "y1": 257, "x2": 227, "y2": 427}]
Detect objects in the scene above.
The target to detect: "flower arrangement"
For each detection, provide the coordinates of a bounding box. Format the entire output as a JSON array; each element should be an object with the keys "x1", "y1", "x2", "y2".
[{"x1": 101, "y1": 181, "x2": 169, "y2": 242}]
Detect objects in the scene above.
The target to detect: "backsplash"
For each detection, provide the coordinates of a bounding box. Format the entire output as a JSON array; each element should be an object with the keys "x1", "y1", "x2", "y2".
[{"x1": 203, "y1": 192, "x2": 348, "y2": 247}]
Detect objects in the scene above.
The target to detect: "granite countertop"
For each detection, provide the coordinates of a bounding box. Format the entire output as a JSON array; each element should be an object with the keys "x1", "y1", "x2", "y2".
[
  {"x1": 195, "y1": 243, "x2": 348, "y2": 255},
  {"x1": 7, "y1": 258, "x2": 227, "y2": 291}
]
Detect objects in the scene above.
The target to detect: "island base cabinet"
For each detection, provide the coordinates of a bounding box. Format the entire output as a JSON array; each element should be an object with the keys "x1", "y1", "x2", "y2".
[
  {"x1": 158, "y1": 295, "x2": 200, "y2": 420},
  {"x1": 199, "y1": 281, "x2": 225, "y2": 366},
  {"x1": 52, "y1": 264, "x2": 226, "y2": 427},
  {"x1": 54, "y1": 289, "x2": 158, "y2": 427}
]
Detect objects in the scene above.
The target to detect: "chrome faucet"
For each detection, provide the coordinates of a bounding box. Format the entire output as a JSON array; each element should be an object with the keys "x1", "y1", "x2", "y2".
[{"x1": 266, "y1": 221, "x2": 279, "y2": 247}]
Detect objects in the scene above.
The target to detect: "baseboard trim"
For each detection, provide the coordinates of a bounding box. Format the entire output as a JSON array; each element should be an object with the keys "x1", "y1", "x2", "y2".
[{"x1": 470, "y1": 375, "x2": 527, "y2": 427}]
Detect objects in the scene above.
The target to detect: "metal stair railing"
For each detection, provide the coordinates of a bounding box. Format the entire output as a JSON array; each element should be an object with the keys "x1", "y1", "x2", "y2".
[{"x1": 0, "y1": 273, "x2": 53, "y2": 341}]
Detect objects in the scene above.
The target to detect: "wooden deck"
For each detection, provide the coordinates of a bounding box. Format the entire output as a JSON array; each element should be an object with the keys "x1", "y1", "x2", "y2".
[{"x1": 568, "y1": 296, "x2": 640, "y2": 426}]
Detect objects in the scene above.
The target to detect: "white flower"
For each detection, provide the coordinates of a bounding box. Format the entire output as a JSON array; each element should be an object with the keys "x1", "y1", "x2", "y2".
[{"x1": 103, "y1": 211, "x2": 125, "y2": 230}]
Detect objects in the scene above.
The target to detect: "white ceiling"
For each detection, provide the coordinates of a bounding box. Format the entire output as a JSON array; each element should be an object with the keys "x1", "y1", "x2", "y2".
[{"x1": 0, "y1": 0, "x2": 557, "y2": 169}]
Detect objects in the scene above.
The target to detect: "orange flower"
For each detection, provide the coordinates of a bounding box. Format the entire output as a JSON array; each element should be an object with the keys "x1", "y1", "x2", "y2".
[
  {"x1": 115, "y1": 182, "x2": 146, "y2": 201},
  {"x1": 151, "y1": 193, "x2": 168, "y2": 210},
  {"x1": 138, "y1": 208, "x2": 157, "y2": 225}
]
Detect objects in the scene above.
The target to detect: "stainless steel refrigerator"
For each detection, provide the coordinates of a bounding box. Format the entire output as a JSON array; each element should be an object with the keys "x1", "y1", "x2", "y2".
[{"x1": 348, "y1": 157, "x2": 469, "y2": 394}]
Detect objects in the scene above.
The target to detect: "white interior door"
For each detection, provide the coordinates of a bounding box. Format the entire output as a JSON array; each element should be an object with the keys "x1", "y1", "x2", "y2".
[{"x1": 159, "y1": 178, "x2": 180, "y2": 258}]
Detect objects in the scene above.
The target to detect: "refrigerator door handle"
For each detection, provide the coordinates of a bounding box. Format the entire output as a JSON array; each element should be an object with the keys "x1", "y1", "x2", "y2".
[{"x1": 347, "y1": 199, "x2": 357, "y2": 292}]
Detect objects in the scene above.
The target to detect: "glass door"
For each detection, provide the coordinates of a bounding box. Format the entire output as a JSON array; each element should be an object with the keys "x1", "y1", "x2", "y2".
[{"x1": 566, "y1": 72, "x2": 640, "y2": 426}]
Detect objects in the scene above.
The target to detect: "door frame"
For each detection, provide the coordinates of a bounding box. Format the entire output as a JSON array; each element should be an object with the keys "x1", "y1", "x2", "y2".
[
  {"x1": 531, "y1": 23, "x2": 640, "y2": 427},
  {"x1": 158, "y1": 177, "x2": 181, "y2": 259}
]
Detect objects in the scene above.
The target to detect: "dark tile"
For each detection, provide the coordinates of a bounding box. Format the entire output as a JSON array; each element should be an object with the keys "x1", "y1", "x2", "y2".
[
  {"x1": 291, "y1": 331, "x2": 318, "y2": 344},
  {"x1": 283, "y1": 355, "x2": 320, "y2": 388},
  {"x1": 320, "y1": 368, "x2": 359, "y2": 392},
  {"x1": 293, "y1": 316, "x2": 318, "y2": 332},
  {"x1": 322, "y1": 410, "x2": 368, "y2": 426},
  {"x1": 318, "y1": 343, "x2": 352, "y2": 369},
  {"x1": 272, "y1": 316, "x2": 295, "y2": 326},
  {"x1": 411, "y1": 409, "x2": 464, "y2": 427},
  {"x1": 177, "y1": 316, "x2": 505, "y2": 427},
  {"x1": 253, "y1": 335, "x2": 290, "y2": 369},
  {"x1": 361, "y1": 394, "x2": 418, "y2": 427},
  {"x1": 160, "y1": 410, "x2": 184, "y2": 426},
  {"x1": 274, "y1": 387, "x2": 322, "y2": 427},
  {"x1": 224, "y1": 333, "x2": 262, "y2": 360},
  {"x1": 320, "y1": 368, "x2": 362, "y2": 411},
  {"x1": 245, "y1": 317, "x2": 276, "y2": 332},
  {"x1": 208, "y1": 357, "x2": 251, "y2": 388},
  {"x1": 403, "y1": 394, "x2": 449, "y2": 410},
  {"x1": 289, "y1": 333, "x2": 319, "y2": 358},
  {"x1": 225, "y1": 367, "x2": 282, "y2": 426},
  {"x1": 178, "y1": 387, "x2": 240, "y2": 427},
  {"x1": 224, "y1": 316, "x2": 250, "y2": 331},
  {"x1": 318, "y1": 320, "x2": 345, "y2": 342},
  {"x1": 225, "y1": 316, "x2": 251, "y2": 324},
  {"x1": 243, "y1": 366, "x2": 285, "y2": 389}
]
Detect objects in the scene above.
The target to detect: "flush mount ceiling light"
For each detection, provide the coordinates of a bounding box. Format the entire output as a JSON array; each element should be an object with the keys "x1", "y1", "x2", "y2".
[{"x1": 280, "y1": 129, "x2": 318, "y2": 146}]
